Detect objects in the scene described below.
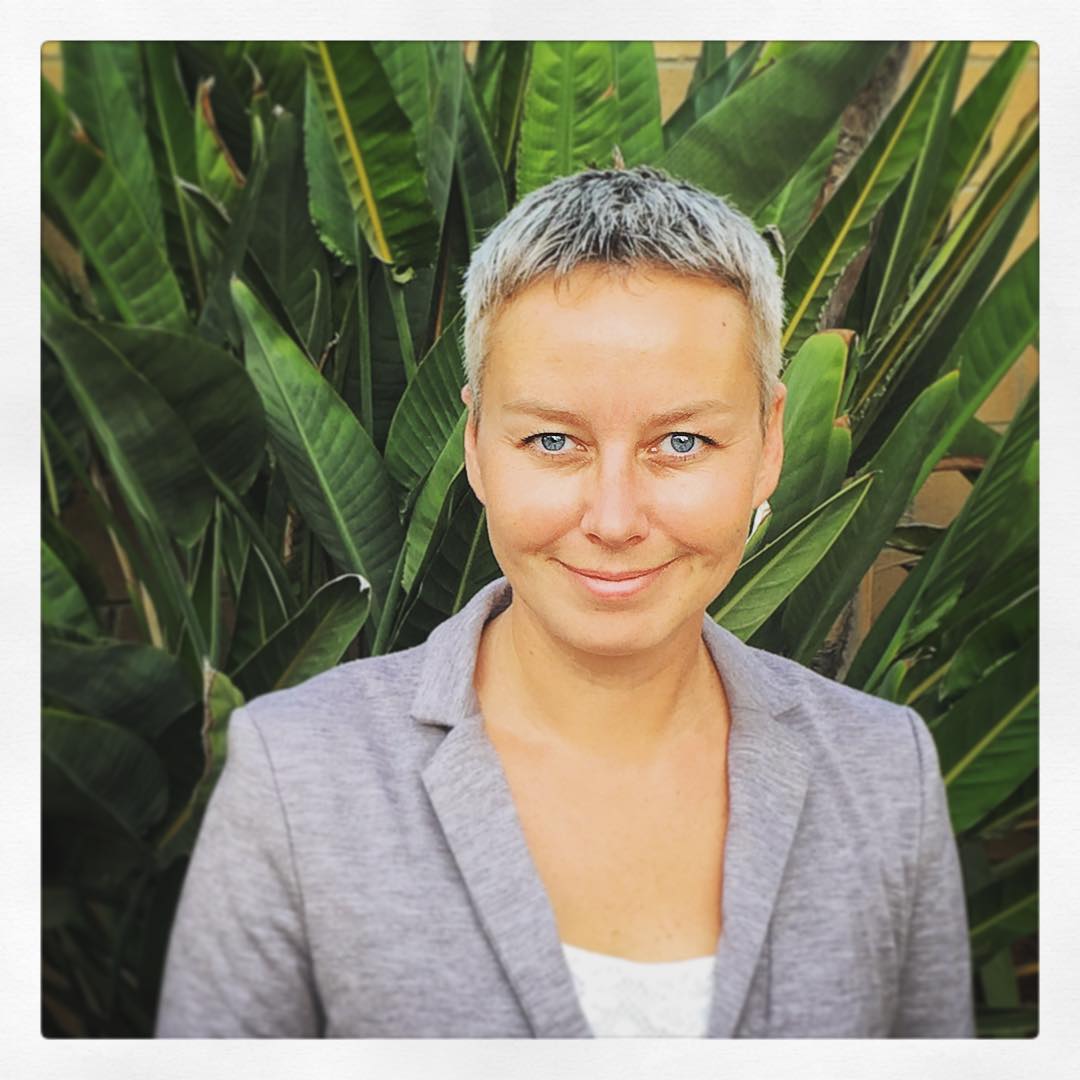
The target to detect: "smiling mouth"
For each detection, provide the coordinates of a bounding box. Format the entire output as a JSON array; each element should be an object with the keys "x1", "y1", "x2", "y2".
[{"x1": 558, "y1": 558, "x2": 675, "y2": 599}]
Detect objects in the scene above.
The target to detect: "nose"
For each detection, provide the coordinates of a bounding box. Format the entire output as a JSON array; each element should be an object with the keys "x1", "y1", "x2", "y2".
[{"x1": 578, "y1": 450, "x2": 650, "y2": 548}]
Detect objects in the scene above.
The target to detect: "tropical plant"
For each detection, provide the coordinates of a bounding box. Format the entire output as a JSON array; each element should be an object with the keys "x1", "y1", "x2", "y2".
[{"x1": 40, "y1": 40, "x2": 1037, "y2": 1036}]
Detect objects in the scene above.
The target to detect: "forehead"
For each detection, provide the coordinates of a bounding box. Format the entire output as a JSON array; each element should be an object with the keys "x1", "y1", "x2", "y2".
[{"x1": 484, "y1": 265, "x2": 756, "y2": 406}]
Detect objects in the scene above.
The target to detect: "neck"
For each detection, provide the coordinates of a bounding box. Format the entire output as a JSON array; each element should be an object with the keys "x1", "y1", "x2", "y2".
[{"x1": 474, "y1": 598, "x2": 728, "y2": 764}]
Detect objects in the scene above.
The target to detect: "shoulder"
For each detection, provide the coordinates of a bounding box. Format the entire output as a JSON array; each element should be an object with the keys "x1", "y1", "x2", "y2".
[
  {"x1": 235, "y1": 638, "x2": 433, "y2": 763},
  {"x1": 734, "y1": 639, "x2": 935, "y2": 812}
]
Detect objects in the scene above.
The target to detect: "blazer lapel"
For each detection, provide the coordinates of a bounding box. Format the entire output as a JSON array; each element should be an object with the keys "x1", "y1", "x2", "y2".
[
  {"x1": 701, "y1": 622, "x2": 813, "y2": 1037},
  {"x1": 421, "y1": 716, "x2": 592, "y2": 1037},
  {"x1": 413, "y1": 579, "x2": 591, "y2": 1038},
  {"x1": 412, "y1": 578, "x2": 814, "y2": 1040}
]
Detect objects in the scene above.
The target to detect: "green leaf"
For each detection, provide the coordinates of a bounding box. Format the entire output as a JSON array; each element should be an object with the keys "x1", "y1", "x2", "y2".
[
  {"x1": 384, "y1": 312, "x2": 467, "y2": 495},
  {"x1": 62, "y1": 42, "x2": 165, "y2": 247},
  {"x1": 661, "y1": 42, "x2": 893, "y2": 219},
  {"x1": 782, "y1": 370, "x2": 959, "y2": 663},
  {"x1": 42, "y1": 78, "x2": 188, "y2": 330},
  {"x1": 611, "y1": 43, "x2": 663, "y2": 166},
  {"x1": 43, "y1": 707, "x2": 168, "y2": 837},
  {"x1": 864, "y1": 43, "x2": 968, "y2": 341},
  {"x1": 782, "y1": 43, "x2": 957, "y2": 353},
  {"x1": 43, "y1": 635, "x2": 198, "y2": 740},
  {"x1": 966, "y1": 834, "x2": 1038, "y2": 958},
  {"x1": 401, "y1": 410, "x2": 468, "y2": 593},
  {"x1": 142, "y1": 42, "x2": 206, "y2": 309},
  {"x1": 231, "y1": 277, "x2": 403, "y2": 623},
  {"x1": 915, "y1": 42, "x2": 1034, "y2": 265},
  {"x1": 194, "y1": 77, "x2": 247, "y2": 216},
  {"x1": 457, "y1": 64, "x2": 509, "y2": 248},
  {"x1": 756, "y1": 117, "x2": 841, "y2": 250},
  {"x1": 424, "y1": 43, "x2": 468, "y2": 235},
  {"x1": 935, "y1": 640, "x2": 1037, "y2": 833},
  {"x1": 850, "y1": 123, "x2": 1037, "y2": 446},
  {"x1": 42, "y1": 289, "x2": 214, "y2": 545},
  {"x1": 664, "y1": 42, "x2": 762, "y2": 149},
  {"x1": 516, "y1": 41, "x2": 618, "y2": 195},
  {"x1": 711, "y1": 474, "x2": 873, "y2": 641},
  {"x1": 943, "y1": 588, "x2": 1037, "y2": 699},
  {"x1": 769, "y1": 331, "x2": 849, "y2": 537},
  {"x1": 247, "y1": 107, "x2": 333, "y2": 360},
  {"x1": 42, "y1": 542, "x2": 98, "y2": 637},
  {"x1": 303, "y1": 41, "x2": 439, "y2": 272},
  {"x1": 89, "y1": 322, "x2": 266, "y2": 497},
  {"x1": 232, "y1": 573, "x2": 371, "y2": 698}
]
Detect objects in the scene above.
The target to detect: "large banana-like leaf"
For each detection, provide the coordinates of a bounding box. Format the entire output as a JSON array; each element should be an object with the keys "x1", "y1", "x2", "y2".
[
  {"x1": 933, "y1": 639, "x2": 1037, "y2": 833},
  {"x1": 304, "y1": 68, "x2": 363, "y2": 267},
  {"x1": 850, "y1": 127, "x2": 1038, "y2": 452},
  {"x1": 473, "y1": 42, "x2": 532, "y2": 175},
  {"x1": 224, "y1": 536, "x2": 291, "y2": 670},
  {"x1": 768, "y1": 331, "x2": 849, "y2": 538},
  {"x1": 42, "y1": 289, "x2": 214, "y2": 545},
  {"x1": 245, "y1": 41, "x2": 307, "y2": 115},
  {"x1": 863, "y1": 43, "x2": 967, "y2": 341},
  {"x1": 247, "y1": 108, "x2": 333, "y2": 360},
  {"x1": 756, "y1": 117, "x2": 840, "y2": 251},
  {"x1": 42, "y1": 78, "x2": 189, "y2": 331},
  {"x1": 303, "y1": 41, "x2": 438, "y2": 272},
  {"x1": 232, "y1": 574, "x2": 371, "y2": 699},
  {"x1": 424, "y1": 43, "x2": 467, "y2": 234},
  {"x1": 43, "y1": 635, "x2": 198, "y2": 739},
  {"x1": 915, "y1": 42, "x2": 1034, "y2": 265},
  {"x1": 782, "y1": 370, "x2": 959, "y2": 663},
  {"x1": 942, "y1": 589, "x2": 1037, "y2": 699},
  {"x1": 852, "y1": 154, "x2": 1037, "y2": 456},
  {"x1": 663, "y1": 41, "x2": 762, "y2": 149},
  {"x1": 142, "y1": 43, "x2": 205, "y2": 308},
  {"x1": 62, "y1": 42, "x2": 165, "y2": 247},
  {"x1": 457, "y1": 66, "x2": 508, "y2": 247},
  {"x1": 661, "y1": 42, "x2": 893, "y2": 219},
  {"x1": 710, "y1": 474, "x2": 873, "y2": 641},
  {"x1": 43, "y1": 707, "x2": 168, "y2": 837},
  {"x1": 611, "y1": 43, "x2": 663, "y2": 166},
  {"x1": 966, "y1": 849, "x2": 1037, "y2": 961},
  {"x1": 847, "y1": 386, "x2": 1036, "y2": 690},
  {"x1": 231, "y1": 278, "x2": 403, "y2": 623},
  {"x1": 42, "y1": 543, "x2": 98, "y2": 638},
  {"x1": 516, "y1": 41, "x2": 618, "y2": 195},
  {"x1": 401, "y1": 411, "x2": 468, "y2": 593},
  {"x1": 384, "y1": 312, "x2": 467, "y2": 494},
  {"x1": 372, "y1": 42, "x2": 432, "y2": 164},
  {"x1": 781, "y1": 43, "x2": 955, "y2": 354},
  {"x1": 194, "y1": 77, "x2": 246, "y2": 216},
  {"x1": 392, "y1": 484, "x2": 500, "y2": 651},
  {"x1": 89, "y1": 321, "x2": 266, "y2": 497}
]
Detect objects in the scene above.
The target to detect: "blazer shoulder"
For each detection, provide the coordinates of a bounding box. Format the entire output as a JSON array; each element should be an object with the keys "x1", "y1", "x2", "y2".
[
  {"x1": 238, "y1": 639, "x2": 430, "y2": 752},
  {"x1": 745, "y1": 642, "x2": 923, "y2": 761}
]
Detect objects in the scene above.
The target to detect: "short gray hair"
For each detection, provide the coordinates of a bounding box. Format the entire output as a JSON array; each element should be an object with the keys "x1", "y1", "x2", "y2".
[{"x1": 460, "y1": 165, "x2": 785, "y2": 424}]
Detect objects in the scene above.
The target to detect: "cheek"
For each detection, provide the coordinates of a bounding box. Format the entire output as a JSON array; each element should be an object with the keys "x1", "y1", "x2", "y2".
[
  {"x1": 651, "y1": 468, "x2": 756, "y2": 549},
  {"x1": 482, "y1": 465, "x2": 581, "y2": 554}
]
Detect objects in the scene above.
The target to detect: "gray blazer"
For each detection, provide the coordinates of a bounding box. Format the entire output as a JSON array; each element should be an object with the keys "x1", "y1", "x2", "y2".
[{"x1": 155, "y1": 577, "x2": 974, "y2": 1038}]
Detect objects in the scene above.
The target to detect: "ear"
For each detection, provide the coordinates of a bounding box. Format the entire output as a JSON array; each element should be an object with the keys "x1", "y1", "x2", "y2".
[
  {"x1": 461, "y1": 385, "x2": 486, "y2": 506},
  {"x1": 752, "y1": 381, "x2": 786, "y2": 508}
]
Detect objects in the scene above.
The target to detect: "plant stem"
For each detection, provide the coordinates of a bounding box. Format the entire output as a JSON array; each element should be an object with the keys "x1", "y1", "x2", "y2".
[
  {"x1": 452, "y1": 508, "x2": 486, "y2": 614},
  {"x1": 371, "y1": 541, "x2": 409, "y2": 656},
  {"x1": 384, "y1": 265, "x2": 417, "y2": 382},
  {"x1": 41, "y1": 419, "x2": 61, "y2": 516}
]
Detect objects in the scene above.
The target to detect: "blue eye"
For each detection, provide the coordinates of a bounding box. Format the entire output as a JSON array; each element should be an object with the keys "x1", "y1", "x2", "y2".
[
  {"x1": 524, "y1": 432, "x2": 571, "y2": 454},
  {"x1": 664, "y1": 433, "x2": 700, "y2": 454}
]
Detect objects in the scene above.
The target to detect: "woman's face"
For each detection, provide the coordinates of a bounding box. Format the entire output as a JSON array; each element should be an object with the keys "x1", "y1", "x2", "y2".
[{"x1": 462, "y1": 264, "x2": 786, "y2": 659}]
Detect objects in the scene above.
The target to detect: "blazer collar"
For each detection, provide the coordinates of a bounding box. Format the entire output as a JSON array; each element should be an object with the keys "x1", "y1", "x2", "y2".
[{"x1": 414, "y1": 578, "x2": 812, "y2": 1038}]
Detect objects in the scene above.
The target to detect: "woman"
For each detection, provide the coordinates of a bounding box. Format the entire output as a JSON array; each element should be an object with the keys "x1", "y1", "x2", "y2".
[{"x1": 156, "y1": 166, "x2": 974, "y2": 1038}]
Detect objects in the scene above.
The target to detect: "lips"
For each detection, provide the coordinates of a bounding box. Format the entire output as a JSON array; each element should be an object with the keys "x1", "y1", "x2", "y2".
[{"x1": 559, "y1": 558, "x2": 674, "y2": 599}]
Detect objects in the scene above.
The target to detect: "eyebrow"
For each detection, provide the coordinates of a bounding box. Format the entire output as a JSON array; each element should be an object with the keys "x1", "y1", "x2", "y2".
[{"x1": 502, "y1": 399, "x2": 737, "y2": 427}]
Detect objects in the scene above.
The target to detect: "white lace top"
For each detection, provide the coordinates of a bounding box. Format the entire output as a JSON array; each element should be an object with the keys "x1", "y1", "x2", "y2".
[{"x1": 561, "y1": 943, "x2": 716, "y2": 1037}]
